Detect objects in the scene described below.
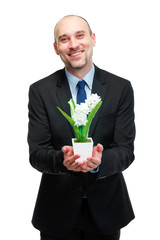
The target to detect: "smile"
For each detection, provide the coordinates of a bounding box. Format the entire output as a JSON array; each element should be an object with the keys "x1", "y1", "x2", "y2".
[{"x1": 68, "y1": 51, "x2": 84, "y2": 57}]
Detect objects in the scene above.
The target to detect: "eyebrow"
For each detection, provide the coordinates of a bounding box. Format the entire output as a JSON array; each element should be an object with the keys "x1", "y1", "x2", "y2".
[{"x1": 58, "y1": 31, "x2": 86, "y2": 40}]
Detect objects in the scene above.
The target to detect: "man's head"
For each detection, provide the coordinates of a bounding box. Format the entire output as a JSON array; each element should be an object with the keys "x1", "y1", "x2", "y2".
[{"x1": 54, "y1": 15, "x2": 96, "y2": 73}]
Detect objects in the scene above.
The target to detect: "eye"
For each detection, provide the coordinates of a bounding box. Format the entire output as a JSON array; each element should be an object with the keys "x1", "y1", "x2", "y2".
[
  {"x1": 59, "y1": 36, "x2": 69, "y2": 43},
  {"x1": 77, "y1": 34, "x2": 84, "y2": 39},
  {"x1": 60, "y1": 38, "x2": 68, "y2": 42}
]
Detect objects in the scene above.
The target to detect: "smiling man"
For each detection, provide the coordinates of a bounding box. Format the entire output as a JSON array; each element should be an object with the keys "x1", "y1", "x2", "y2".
[
  {"x1": 54, "y1": 16, "x2": 96, "y2": 79},
  {"x1": 28, "y1": 15, "x2": 135, "y2": 240}
]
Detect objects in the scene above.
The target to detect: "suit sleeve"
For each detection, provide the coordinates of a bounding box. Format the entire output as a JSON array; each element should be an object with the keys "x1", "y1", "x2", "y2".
[
  {"x1": 27, "y1": 84, "x2": 68, "y2": 175},
  {"x1": 97, "y1": 81, "x2": 135, "y2": 180}
]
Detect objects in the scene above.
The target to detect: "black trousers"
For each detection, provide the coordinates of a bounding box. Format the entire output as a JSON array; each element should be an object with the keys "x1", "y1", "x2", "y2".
[{"x1": 40, "y1": 199, "x2": 120, "y2": 240}]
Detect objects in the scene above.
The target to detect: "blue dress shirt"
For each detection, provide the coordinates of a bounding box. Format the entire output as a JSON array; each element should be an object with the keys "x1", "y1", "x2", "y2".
[{"x1": 65, "y1": 65, "x2": 95, "y2": 104}]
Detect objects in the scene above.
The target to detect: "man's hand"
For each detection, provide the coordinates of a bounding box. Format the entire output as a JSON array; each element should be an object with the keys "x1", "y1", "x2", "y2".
[
  {"x1": 81, "y1": 143, "x2": 103, "y2": 173},
  {"x1": 62, "y1": 146, "x2": 82, "y2": 172}
]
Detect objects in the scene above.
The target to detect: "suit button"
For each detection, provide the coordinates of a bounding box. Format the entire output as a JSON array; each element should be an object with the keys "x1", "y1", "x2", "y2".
[{"x1": 79, "y1": 186, "x2": 84, "y2": 192}]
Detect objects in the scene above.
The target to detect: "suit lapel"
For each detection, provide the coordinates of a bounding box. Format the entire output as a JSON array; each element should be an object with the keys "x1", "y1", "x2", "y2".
[
  {"x1": 56, "y1": 69, "x2": 74, "y2": 136},
  {"x1": 89, "y1": 66, "x2": 110, "y2": 137}
]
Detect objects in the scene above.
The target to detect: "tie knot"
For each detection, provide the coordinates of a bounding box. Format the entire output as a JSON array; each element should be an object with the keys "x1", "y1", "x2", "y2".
[{"x1": 77, "y1": 80, "x2": 85, "y2": 89}]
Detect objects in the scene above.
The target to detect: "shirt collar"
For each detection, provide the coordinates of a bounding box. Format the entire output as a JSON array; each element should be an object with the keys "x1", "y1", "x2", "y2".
[{"x1": 65, "y1": 65, "x2": 95, "y2": 94}]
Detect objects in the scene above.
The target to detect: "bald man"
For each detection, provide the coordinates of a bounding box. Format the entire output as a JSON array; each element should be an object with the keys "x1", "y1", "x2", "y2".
[{"x1": 28, "y1": 15, "x2": 135, "y2": 240}]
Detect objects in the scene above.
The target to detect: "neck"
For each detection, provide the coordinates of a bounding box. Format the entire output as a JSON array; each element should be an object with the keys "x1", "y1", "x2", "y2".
[{"x1": 66, "y1": 62, "x2": 93, "y2": 79}]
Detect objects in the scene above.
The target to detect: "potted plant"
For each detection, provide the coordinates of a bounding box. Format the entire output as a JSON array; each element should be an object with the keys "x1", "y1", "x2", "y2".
[{"x1": 57, "y1": 94, "x2": 102, "y2": 163}]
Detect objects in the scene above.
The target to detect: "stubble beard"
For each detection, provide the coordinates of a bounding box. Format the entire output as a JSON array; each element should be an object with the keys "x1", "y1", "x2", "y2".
[
  {"x1": 66, "y1": 54, "x2": 92, "y2": 71},
  {"x1": 68, "y1": 60, "x2": 87, "y2": 70}
]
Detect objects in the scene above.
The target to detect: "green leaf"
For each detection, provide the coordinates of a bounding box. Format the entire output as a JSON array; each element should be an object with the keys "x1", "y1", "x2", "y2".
[
  {"x1": 73, "y1": 126, "x2": 82, "y2": 142},
  {"x1": 68, "y1": 98, "x2": 76, "y2": 118}
]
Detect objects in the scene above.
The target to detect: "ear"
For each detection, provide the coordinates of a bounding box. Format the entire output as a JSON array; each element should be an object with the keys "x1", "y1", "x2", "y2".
[
  {"x1": 54, "y1": 42, "x2": 59, "y2": 55},
  {"x1": 91, "y1": 33, "x2": 96, "y2": 47}
]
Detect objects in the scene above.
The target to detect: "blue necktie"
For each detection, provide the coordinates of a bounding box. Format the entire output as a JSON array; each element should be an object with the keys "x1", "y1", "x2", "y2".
[{"x1": 77, "y1": 80, "x2": 86, "y2": 104}]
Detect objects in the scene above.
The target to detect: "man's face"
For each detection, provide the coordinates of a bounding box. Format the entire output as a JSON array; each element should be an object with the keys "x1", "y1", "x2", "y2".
[{"x1": 54, "y1": 16, "x2": 96, "y2": 71}]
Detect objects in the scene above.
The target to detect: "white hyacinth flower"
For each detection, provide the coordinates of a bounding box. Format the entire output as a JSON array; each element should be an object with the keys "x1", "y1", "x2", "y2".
[
  {"x1": 73, "y1": 112, "x2": 88, "y2": 127},
  {"x1": 75, "y1": 102, "x2": 89, "y2": 115},
  {"x1": 72, "y1": 95, "x2": 101, "y2": 127},
  {"x1": 85, "y1": 93, "x2": 101, "y2": 112},
  {"x1": 73, "y1": 103, "x2": 89, "y2": 127}
]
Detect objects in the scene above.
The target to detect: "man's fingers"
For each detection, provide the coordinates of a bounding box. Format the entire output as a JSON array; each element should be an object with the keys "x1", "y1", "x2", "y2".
[
  {"x1": 87, "y1": 157, "x2": 98, "y2": 166},
  {"x1": 64, "y1": 156, "x2": 82, "y2": 171},
  {"x1": 72, "y1": 161, "x2": 82, "y2": 168},
  {"x1": 62, "y1": 146, "x2": 73, "y2": 153},
  {"x1": 62, "y1": 146, "x2": 68, "y2": 153},
  {"x1": 64, "y1": 154, "x2": 80, "y2": 165},
  {"x1": 97, "y1": 143, "x2": 103, "y2": 152}
]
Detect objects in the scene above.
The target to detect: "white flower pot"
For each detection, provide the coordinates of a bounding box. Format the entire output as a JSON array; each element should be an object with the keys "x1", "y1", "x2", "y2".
[{"x1": 72, "y1": 137, "x2": 93, "y2": 163}]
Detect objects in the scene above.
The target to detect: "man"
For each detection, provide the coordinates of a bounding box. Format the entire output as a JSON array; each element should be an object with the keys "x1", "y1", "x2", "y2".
[{"x1": 28, "y1": 15, "x2": 135, "y2": 240}]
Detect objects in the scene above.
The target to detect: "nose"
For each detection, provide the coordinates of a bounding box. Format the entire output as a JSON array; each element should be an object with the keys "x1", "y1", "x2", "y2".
[{"x1": 69, "y1": 37, "x2": 79, "y2": 49}]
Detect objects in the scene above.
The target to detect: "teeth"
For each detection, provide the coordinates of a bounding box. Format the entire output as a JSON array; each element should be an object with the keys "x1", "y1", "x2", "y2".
[{"x1": 70, "y1": 52, "x2": 82, "y2": 56}]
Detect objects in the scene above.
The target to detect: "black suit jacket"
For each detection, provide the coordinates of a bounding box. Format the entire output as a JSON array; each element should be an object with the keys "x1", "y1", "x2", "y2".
[{"x1": 28, "y1": 65, "x2": 135, "y2": 238}]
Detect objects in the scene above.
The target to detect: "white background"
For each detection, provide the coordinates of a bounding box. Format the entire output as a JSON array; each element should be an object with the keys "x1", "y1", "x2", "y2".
[{"x1": 0, "y1": 0, "x2": 160, "y2": 239}]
